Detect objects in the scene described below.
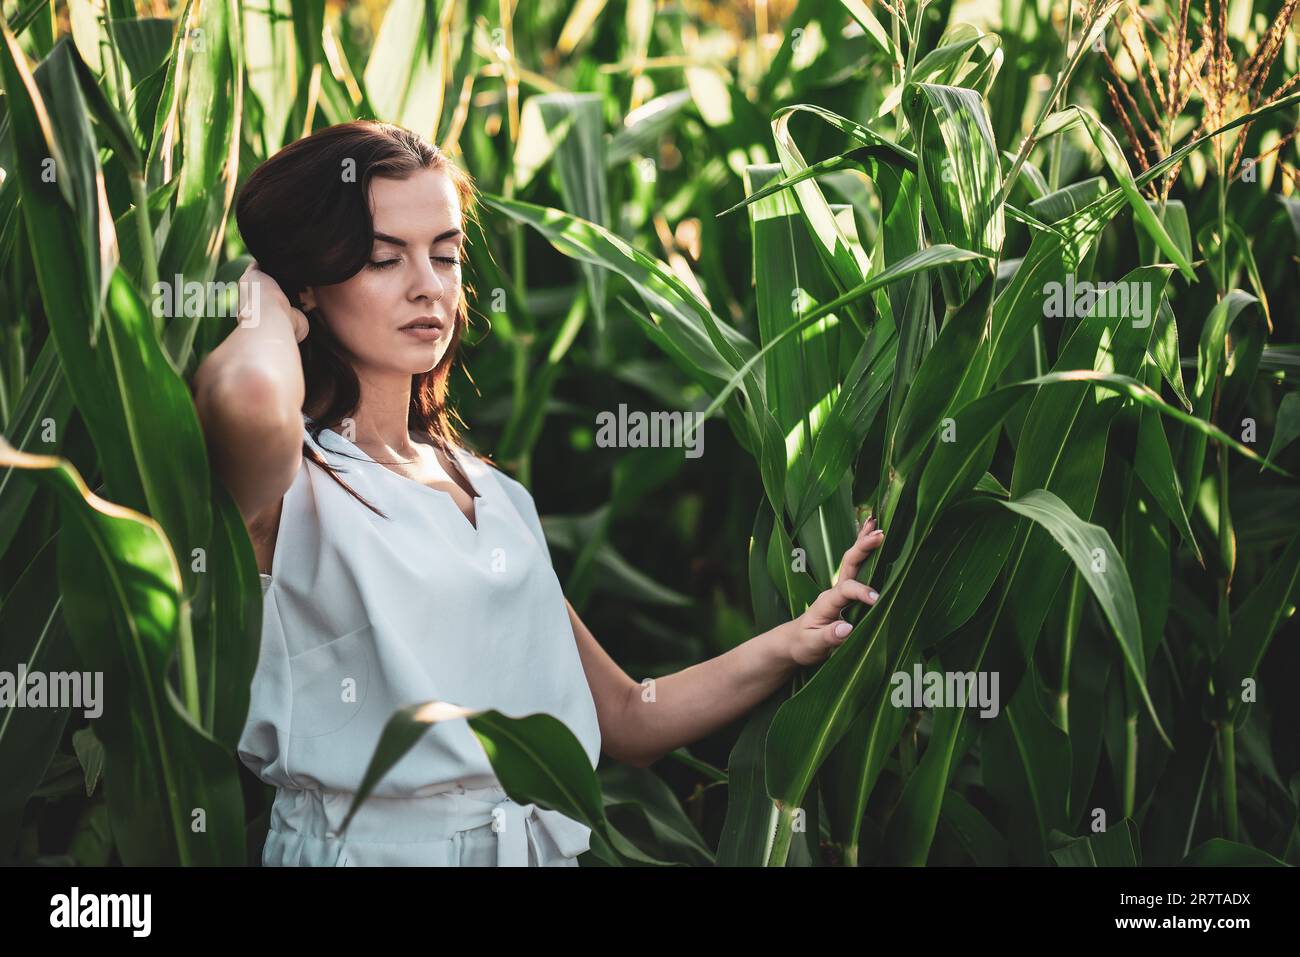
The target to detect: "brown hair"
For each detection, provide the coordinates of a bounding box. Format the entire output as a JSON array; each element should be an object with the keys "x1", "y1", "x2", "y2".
[{"x1": 234, "y1": 119, "x2": 484, "y2": 518}]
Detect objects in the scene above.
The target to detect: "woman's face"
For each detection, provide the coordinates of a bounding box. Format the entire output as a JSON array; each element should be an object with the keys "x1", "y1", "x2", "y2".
[{"x1": 300, "y1": 167, "x2": 464, "y2": 375}]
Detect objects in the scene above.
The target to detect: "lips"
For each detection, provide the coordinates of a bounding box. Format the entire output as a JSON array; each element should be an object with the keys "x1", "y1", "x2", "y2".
[
  {"x1": 399, "y1": 317, "x2": 443, "y2": 331},
  {"x1": 397, "y1": 315, "x2": 444, "y2": 343}
]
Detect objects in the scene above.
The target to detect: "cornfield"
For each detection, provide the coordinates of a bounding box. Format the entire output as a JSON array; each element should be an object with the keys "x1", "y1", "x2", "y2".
[{"x1": 1, "y1": 0, "x2": 1298, "y2": 868}]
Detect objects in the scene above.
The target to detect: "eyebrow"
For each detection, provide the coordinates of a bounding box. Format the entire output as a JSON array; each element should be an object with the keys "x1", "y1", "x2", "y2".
[{"x1": 372, "y1": 228, "x2": 463, "y2": 247}]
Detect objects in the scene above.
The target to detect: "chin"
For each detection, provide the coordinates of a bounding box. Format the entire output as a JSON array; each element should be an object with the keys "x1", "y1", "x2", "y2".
[
  {"x1": 367, "y1": 347, "x2": 440, "y2": 376},
  {"x1": 406, "y1": 349, "x2": 446, "y2": 374}
]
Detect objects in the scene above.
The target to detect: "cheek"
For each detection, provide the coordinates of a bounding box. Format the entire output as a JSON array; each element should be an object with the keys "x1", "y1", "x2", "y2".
[{"x1": 320, "y1": 273, "x2": 400, "y2": 337}]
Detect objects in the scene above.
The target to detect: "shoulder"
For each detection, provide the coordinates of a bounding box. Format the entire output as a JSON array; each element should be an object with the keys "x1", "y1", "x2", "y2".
[
  {"x1": 475, "y1": 454, "x2": 537, "y2": 515},
  {"x1": 458, "y1": 447, "x2": 549, "y2": 546},
  {"x1": 448, "y1": 439, "x2": 533, "y2": 503}
]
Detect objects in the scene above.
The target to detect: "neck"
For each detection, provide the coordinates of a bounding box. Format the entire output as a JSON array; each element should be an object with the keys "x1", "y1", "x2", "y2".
[{"x1": 325, "y1": 369, "x2": 421, "y2": 456}]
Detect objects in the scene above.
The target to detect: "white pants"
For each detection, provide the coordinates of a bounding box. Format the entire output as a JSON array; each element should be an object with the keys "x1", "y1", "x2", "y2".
[{"x1": 260, "y1": 783, "x2": 584, "y2": 866}]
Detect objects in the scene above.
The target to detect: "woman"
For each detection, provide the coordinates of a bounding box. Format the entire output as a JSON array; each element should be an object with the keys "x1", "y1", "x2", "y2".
[{"x1": 193, "y1": 120, "x2": 884, "y2": 867}]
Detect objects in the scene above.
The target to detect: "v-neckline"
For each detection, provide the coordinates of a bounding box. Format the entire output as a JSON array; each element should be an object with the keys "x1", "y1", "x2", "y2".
[{"x1": 321, "y1": 426, "x2": 484, "y2": 534}]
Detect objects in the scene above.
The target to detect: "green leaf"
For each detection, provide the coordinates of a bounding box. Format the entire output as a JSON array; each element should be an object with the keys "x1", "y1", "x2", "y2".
[
  {"x1": 1051, "y1": 818, "x2": 1141, "y2": 865},
  {"x1": 0, "y1": 438, "x2": 244, "y2": 864},
  {"x1": 1071, "y1": 108, "x2": 1195, "y2": 281},
  {"x1": 892, "y1": 271, "x2": 995, "y2": 478},
  {"x1": 242, "y1": 0, "x2": 300, "y2": 155},
  {"x1": 763, "y1": 501, "x2": 1016, "y2": 865},
  {"x1": 607, "y1": 89, "x2": 692, "y2": 166},
  {"x1": 980, "y1": 665, "x2": 1072, "y2": 864},
  {"x1": 908, "y1": 83, "x2": 1005, "y2": 263},
  {"x1": 868, "y1": 323, "x2": 1251, "y2": 866},
  {"x1": 1000, "y1": 489, "x2": 1170, "y2": 749},
  {"x1": 976, "y1": 197, "x2": 1116, "y2": 404},
  {"x1": 1030, "y1": 177, "x2": 1108, "y2": 223},
  {"x1": 1025, "y1": 371, "x2": 1284, "y2": 475},
  {"x1": 0, "y1": 17, "x2": 148, "y2": 514},
  {"x1": 157, "y1": 0, "x2": 244, "y2": 367},
  {"x1": 1138, "y1": 198, "x2": 1193, "y2": 264},
  {"x1": 771, "y1": 105, "x2": 872, "y2": 322},
  {"x1": 873, "y1": 511, "x2": 1021, "y2": 867},
  {"x1": 190, "y1": 482, "x2": 262, "y2": 746},
  {"x1": 839, "y1": 0, "x2": 903, "y2": 70},
  {"x1": 482, "y1": 193, "x2": 789, "y2": 518},
  {"x1": 341, "y1": 701, "x2": 671, "y2": 866},
  {"x1": 481, "y1": 194, "x2": 757, "y2": 388},
  {"x1": 823, "y1": 649, "x2": 916, "y2": 859},
  {"x1": 1181, "y1": 839, "x2": 1287, "y2": 866},
  {"x1": 690, "y1": 245, "x2": 991, "y2": 446},
  {"x1": 0, "y1": 339, "x2": 74, "y2": 557},
  {"x1": 789, "y1": 320, "x2": 897, "y2": 532},
  {"x1": 101, "y1": 270, "x2": 213, "y2": 599},
  {"x1": 1219, "y1": 534, "x2": 1300, "y2": 723},
  {"x1": 1003, "y1": 265, "x2": 1173, "y2": 686},
  {"x1": 1267, "y1": 392, "x2": 1300, "y2": 463},
  {"x1": 72, "y1": 726, "x2": 105, "y2": 797},
  {"x1": 939, "y1": 788, "x2": 1009, "y2": 865},
  {"x1": 913, "y1": 385, "x2": 1026, "y2": 540},
  {"x1": 64, "y1": 32, "x2": 142, "y2": 174},
  {"x1": 717, "y1": 689, "x2": 786, "y2": 866},
  {"x1": 599, "y1": 764, "x2": 714, "y2": 864},
  {"x1": 744, "y1": 162, "x2": 844, "y2": 518},
  {"x1": 1149, "y1": 295, "x2": 1192, "y2": 411},
  {"x1": 362, "y1": 0, "x2": 447, "y2": 138},
  {"x1": 1134, "y1": 403, "x2": 1201, "y2": 564},
  {"x1": 717, "y1": 146, "x2": 910, "y2": 225},
  {"x1": 515, "y1": 93, "x2": 611, "y2": 344},
  {"x1": 28, "y1": 37, "x2": 117, "y2": 344},
  {"x1": 0, "y1": 532, "x2": 74, "y2": 853}
]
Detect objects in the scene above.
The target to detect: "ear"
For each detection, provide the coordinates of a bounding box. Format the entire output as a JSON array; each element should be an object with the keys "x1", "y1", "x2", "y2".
[{"x1": 298, "y1": 286, "x2": 318, "y2": 312}]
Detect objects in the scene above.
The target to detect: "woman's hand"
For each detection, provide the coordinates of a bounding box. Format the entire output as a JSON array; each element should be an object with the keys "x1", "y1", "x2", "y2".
[
  {"x1": 786, "y1": 515, "x2": 885, "y2": 667},
  {"x1": 239, "y1": 261, "x2": 309, "y2": 343},
  {"x1": 599, "y1": 514, "x2": 886, "y2": 768}
]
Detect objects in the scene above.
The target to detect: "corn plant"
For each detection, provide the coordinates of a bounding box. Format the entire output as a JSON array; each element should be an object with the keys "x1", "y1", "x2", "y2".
[
  {"x1": 488, "y1": 0, "x2": 1300, "y2": 866},
  {"x1": 1, "y1": 0, "x2": 1298, "y2": 867}
]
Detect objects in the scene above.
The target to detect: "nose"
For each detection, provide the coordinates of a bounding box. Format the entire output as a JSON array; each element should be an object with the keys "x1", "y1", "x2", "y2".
[{"x1": 410, "y1": 255, "x2": 449, "y2": 305}]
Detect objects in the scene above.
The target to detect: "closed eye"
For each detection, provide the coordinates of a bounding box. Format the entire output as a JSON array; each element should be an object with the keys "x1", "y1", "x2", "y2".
[{"x1": 368, "y1": 257, "x2": 460, "y2": 270}]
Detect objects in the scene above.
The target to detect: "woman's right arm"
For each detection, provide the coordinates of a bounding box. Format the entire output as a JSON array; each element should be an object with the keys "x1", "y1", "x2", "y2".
[{"x1": 192, "y1": 264, "x2": 309, "y2": 523}]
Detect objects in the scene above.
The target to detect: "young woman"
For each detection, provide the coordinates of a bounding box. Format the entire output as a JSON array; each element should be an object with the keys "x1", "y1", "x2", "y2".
[{"x1": 193, "y1": 120, "x2": 884, "y2": 867}]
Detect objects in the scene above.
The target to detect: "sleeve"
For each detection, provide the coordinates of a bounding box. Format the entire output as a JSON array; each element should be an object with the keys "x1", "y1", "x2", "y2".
[
  {"x1": 236, "y1": 588, "x2": 295, "y2": 787},
  {"x1": 494, "y1": 472, "x2": 555, "y2": 567}
]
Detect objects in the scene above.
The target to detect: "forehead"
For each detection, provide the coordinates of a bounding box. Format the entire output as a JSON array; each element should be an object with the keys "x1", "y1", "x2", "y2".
[{"x1": 368, "y1": 167, "x2": 462, "y2": 238}]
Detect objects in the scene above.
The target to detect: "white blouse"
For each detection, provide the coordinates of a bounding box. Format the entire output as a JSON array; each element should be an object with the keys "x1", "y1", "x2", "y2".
[{"x1": 236, "y1": 414, "x2": 602, "y2": 866}]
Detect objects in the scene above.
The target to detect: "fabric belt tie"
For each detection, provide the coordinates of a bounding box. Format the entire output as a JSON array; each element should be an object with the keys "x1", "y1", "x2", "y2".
[
  {"x1": 450, "y1": 795, "x2": 591, "y2": 866},
  {"x1": 268, "y1": 783, "x2": 592, "y2": 866}
]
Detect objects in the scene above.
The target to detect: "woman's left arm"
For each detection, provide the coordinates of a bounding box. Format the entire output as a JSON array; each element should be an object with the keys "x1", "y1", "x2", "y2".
[{"x1": 568, "y1": 516, "x2": 885, "y2": 768}]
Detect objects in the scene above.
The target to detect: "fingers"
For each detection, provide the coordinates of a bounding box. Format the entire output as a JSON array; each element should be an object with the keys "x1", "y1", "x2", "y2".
[
  {"x1": 822, "y1": 580, "x2": 879, "y2": 648},
  {"x1": 839, "y1": 577, "x2": 879, "y2": 607},
  {"x1": 239, "y1": 262, "x2": 266, "y2": 320},
  {"x1": 794, "y1": 575, "x2": 881, "y2": 665},
  {"x1": 289, "y1": 307, "x2": 310, "y2": 343},
  {"x1": 237, "y1": 263, "x2": 297, "y2": 329},
  {"x1": 817, "y1": 577, "x2": 879, "y2": 619},
  {"x1": 835, "y1": 515, "x2": 885, "y2": 585}
]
